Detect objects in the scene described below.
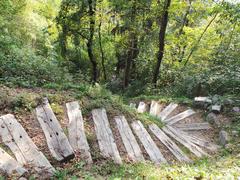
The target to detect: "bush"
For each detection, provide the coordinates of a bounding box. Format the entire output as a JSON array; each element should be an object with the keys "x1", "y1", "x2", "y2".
[{"x1": 0, "y1": 44, "x2": 71, "y2": 87}]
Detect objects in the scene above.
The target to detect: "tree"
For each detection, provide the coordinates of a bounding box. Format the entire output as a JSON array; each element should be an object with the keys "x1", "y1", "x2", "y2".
[
  {"x1": 87, "y1": 0, "x2": 98, "y2": 82},
  {"x1": 152, "y1": 0, "x2": 171, "y2": 87}
]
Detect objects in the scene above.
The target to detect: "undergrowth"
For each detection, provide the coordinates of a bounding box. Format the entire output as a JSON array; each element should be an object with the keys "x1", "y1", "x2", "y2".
[{"x1": 0, "y1": 84, "x2": 240, "y2": 179}]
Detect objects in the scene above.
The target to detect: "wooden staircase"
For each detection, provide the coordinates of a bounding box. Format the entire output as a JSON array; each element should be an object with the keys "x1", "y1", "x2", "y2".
[{"x1": 0, "y1": 99, "x2": 219, "y2": 178}]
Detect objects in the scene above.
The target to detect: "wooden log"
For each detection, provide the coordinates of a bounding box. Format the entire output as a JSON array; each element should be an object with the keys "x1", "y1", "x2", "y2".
[
  {"x1": 174, "y1": 123, "x2": 211, "y2": 131},
  {"x1": 0, "y1": 147, "x2": 27, "y2": 177},
  {"x1": 165, "y1": 109, "x2": 195, "y2": 125},
  {"x1": 163, "y1": 125, "x2": 208, "y2": 157},
  {"x1": 171, "y1": 128, "x2": 219, "y2": 151},
  {"x1": 92, "y1": 109, "x2": 122, "y2": 164},
  {"x1": 158, "y1": 103, "x2": 178, "y2": 121},
  {"x1": 129, "y1": 103, "x2": 136, "y2": 109},
  {"x1": 149, "y1": 101, "x2": 162, "y2": 117},
  {"x1": 137, "y1": 102, "x2": 148, "y2": 113},
  {"x1": 115, "y1": 116, "x2": 144, "y2": 162},
  {"x1": 35, "y1": 98, "x2": 74, "y2": 162},
  {"x1": 0, "y1": 114, "x2": 55, "y2": 175},
  {"x1": 149, "y1": 124, "x2": 191, "y2": 163},
  {"x1": 131, "y1": 121, "x2": 167, "y2": 164},
  {"x1": 66, "y1": 101, "x2": 92, "y2": 164}
]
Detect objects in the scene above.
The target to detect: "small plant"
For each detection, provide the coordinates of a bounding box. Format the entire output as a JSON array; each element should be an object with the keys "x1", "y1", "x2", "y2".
[{"x1": 54, "y1": 169, "x2": 70, "y2": 180}]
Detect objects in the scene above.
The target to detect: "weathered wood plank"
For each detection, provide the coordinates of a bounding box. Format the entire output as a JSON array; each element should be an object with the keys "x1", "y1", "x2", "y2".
[
  {"x1": 137, "y1": 102, "x2": 148, "y2": 113},
  {"x1": 66, "y1": 101, "x2": 92, "y2": 164},
  {"x1": 174, "y1": 123, "x2": 211, "y2": 131},
  {"x1": 92, "y1": 108, "x2": 122, "y2": 164},
  {"x1": 163, "y1": 125, "x2": 208, "y2": 157},
  {"x1": 131, "y1": 121, "x2": 167, "y2": 164},
  {"x1": 115, "y1": 116, "x2": 144, "y2": 162},
  {"x1": 158, "y1": 103, "x2": 178, "y2": 121},
  {"x1": 149, "y1": 101, "x2": 162, "y2": 117},
  {"x1": 0, "y1": 147, "x2": 27, "y2": 177},
  {"x1": 149, "y1": 124, "x2": 191, "y2": 163},
  {"x1": 0, "y1": 114, "x2": 55, "y2": 175},
  {"x1": 35, "y1": 98, "x2": 74, "y2": 162},
  {"x1": 164, "y1": 109, "x2": 195, "y2": 125},
  {"x1": 129, "y1": 103, "x2": 136, "y2": 109},
  {"x1": 172, "y1": 128, "x2": 219, "y2": 151}
]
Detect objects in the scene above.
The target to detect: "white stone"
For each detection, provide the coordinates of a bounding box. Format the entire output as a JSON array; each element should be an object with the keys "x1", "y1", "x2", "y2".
[
  {"x1": 211, "y1": 105, "x2": 221, "y2": 113},
  {"x1": 233, "y1": 107, "x2": 240, "y2": 113},
  {"x1": 194, "y1": 97, "x2": 212, "y2": 103}
]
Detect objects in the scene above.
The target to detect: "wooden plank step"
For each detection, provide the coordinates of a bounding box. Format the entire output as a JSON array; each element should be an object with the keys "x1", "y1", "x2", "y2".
[
  {"x1": 175, "y1": 123, "x2": 211, "y2": 131},
  {"x1": 149, "y1": 124, "x2": 191, "y2": 163},
  {"x1": 0, "y1": 147, "x2": 27, "y2": 177},
  {"x1": 129, "y1": 103, "x2": 136, "y2": 109},
  {"x1": 172, "y1": 128, "x2": 219, "y2": 151},
  {"x1": 163, "y1": 125, "x2": 208, "y2": 157},
  {"x1": 92, "y1": 108, "x2": 122, "y2": 164},
  {"x1": 0, "y1": 114, "x2": 55, "y2": 175},
  {"x1": 115, "y1": 116, "x2": 144, "y2": 162},
  {"x1": 159, "y1": 103, "x2": 178, "y2": 121},
  {"x1": 137, "y1": 102, "x2": 148, "y2": 113},
  {"x1": 66, "y1": 101, "x2": 92, "y2": 164},
  {"x1": 35, "y1": 98, "x2": 74, "y2": 162},
  {"x1": 131, "y1": 121, "x2": 167, "y2": 164},
  {"x1": 149, "y1": 101, "x2": 162, "y2": 117},
  {"x1": 164, "y1": 109, "x2": 195, "y2": 125}
]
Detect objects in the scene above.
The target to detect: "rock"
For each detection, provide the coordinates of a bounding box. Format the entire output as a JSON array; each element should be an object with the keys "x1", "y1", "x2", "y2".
[
  {"x1": 232, "y1": 130, "x2": 239, "y2": 137},
  {"x1": 194, "y1": 97, "x2": 212, "y2": 103},
  {"x1": 206, "y1": 112, "x2": 217, "y2": 124},
  {"x1": 19, "y1": 178, "x2": 27, "y2": 180},
  {"x1": 212, "y1": 95, "x2": 220, "y2": 104},
  {"x1": 206, "y1": 112, "x2": 221, "y2": 127},
  {"x1": 219, "y1": 130, "x2": 229, "y2": 146},
  {"x1": 233, "y1": 107, "x2": 240, "y2": 113},
  {"x1": 223, "y1": 99, "x2": 234, "y2": 106},
  {"x1": 224, "y1": 143, "x2": 234, "y2": 152},
  {"x1": 211, "y1": 105, "x2": 221, "y2": 113},
  {"x1": 194, "y1": 97, "x2": 212, "y2": 109}
]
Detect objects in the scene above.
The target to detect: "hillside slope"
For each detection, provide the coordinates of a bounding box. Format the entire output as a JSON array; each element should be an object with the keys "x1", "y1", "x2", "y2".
[{"x1": 0, "y1": 85, "x2": 239, "y2": 179}]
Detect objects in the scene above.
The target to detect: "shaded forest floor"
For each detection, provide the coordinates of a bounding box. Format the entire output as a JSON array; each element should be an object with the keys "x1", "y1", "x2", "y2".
[{"x1": 0, "y1": 85, "x2": 240, "y2": 179}]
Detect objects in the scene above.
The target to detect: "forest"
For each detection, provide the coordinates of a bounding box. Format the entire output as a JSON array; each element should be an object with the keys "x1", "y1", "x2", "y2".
[{"x1": 0, "y1": 0, "x2": 240, "y2": 179}]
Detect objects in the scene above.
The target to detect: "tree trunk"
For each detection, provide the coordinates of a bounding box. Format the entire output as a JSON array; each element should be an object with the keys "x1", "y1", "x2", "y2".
[
  {"x1": 60, "y1": 25, "x2": 68, "y2": 59},
  {"x1": 87, "y1": 0, "x2": 98, "y2": 82},
  {"x1": 124, "y1": 0, "x2": 138, "y2": 88},
  {"x1": 98, "y1": 19, "x2": 107, "y2": 81},
  {"x1": 178, "y1": 0, "x2": 191, "y2": 62},
  {"x1": 124, "y1": 33, "x2": 138, "y2": 88},
  {"x1": 152, "y1": 0, "x2": 171, "y2": 87},
  {"x1": 184, "y1": 13, "x2": 218, "y2": 66}
]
